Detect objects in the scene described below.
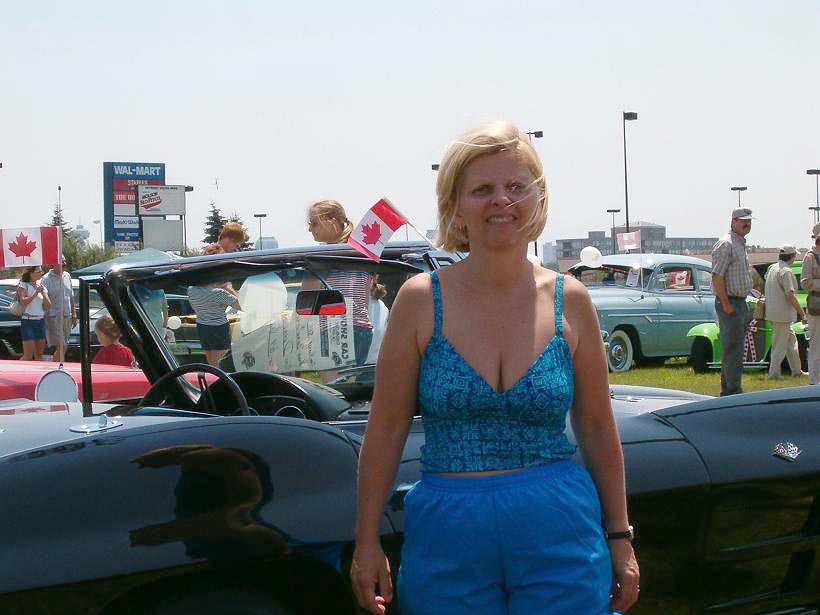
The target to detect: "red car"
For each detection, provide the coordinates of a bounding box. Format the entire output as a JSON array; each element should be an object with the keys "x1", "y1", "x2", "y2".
[{"x1": 0, "y1": 360, "x2": 150, "y2": 402}]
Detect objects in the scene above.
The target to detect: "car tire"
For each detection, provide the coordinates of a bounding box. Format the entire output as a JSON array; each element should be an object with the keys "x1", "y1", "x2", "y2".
[
  {"x1": 146, "y1": 588, "x2": 293, "y2": 615},
  {"x1": 690, "y1": 337, "x2": 711, "y2": 374},
  {"x1": 607, "y1": 330, "x2": 634, "y2": 372}
]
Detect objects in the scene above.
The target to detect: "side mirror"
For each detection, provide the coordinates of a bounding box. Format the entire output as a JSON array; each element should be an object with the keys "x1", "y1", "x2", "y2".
[{"x1": 295, "y1": 289, "x2": 347, "y2": 316}]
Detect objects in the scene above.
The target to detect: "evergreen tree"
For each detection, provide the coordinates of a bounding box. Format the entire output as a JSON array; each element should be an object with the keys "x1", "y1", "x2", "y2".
[
  {"x1": 47, "y1": 203, "x2": 72, "y2": 238},
  {"x1": 203, "y1": 203, "x2": 228, "y2": 244},
  {"x1": 228, "y1": 213, "x2": 253, "y2": 250}
]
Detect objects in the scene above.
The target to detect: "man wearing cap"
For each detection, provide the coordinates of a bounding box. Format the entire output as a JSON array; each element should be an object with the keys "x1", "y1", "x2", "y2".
[
  {"x1": 711, "y1": 208, "x2": 754, "y2": 395},
  {"x1": 765, "y1": 246, "x2": 807, "y2": 379},
  {"x1": 801, "y1": 223, "x2": 820, "y2": 384},
  {"x1": 42, "y1": 256, "x2": 77, "y2": 363}
]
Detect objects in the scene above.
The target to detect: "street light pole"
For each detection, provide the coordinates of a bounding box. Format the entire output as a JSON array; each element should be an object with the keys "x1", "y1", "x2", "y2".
[
  {"x1": 807, "y1": 170, "x2": 820, "y2": 225},
  {"x1": 606, "y1": 208, "x2": 621, "y2": 254},
  {"x1": 622, "y1": 112, "x2": 638, "y2": 232},
  {"x1": 730, "y1": 186, "x2": 747, "y2": 207},
  {"x1": 92, "y1": 219, "x2": 102, "y2": 246},
  {"x1": 253, "y1": 213, "x2": 267, "y2": 248}
]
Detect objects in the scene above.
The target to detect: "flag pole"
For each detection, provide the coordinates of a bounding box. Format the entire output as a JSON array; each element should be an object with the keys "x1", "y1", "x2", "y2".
[{"x1": 381, "y1": 197, "x2": 437, "y2": 249}]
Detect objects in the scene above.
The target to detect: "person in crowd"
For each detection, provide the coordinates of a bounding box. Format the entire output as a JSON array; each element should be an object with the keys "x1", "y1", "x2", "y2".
[
  {"x1": 307, "y1": 200, "x2": 373, "y2": 366},
  {"x1": 204, "y1": 222, "x2": 246, "y2": 255},
  {"x1": 764, "y1": 245, "x2": 807, "y2": 379},
  {"x1": 17, "y1": 266, "x2": 52, "y2": 361},
  {"x1": 41, "y1": 256, "x2": 77, "y2": 363},
  {"x1": 802, "y1": 223, "x2": 820, "y2": 384},
  {"x1": 92, "y1": 314, "x2": 135, "y2": 367},
  {"x1": 711, "y1": 208, "x2": 754, "y2": 395},
  {"x1": 188, "y1": 281, "x2": 241, "y2": 366},
  {"x1": 351, "y1": 122, "x2": 638, "y2": 615}
]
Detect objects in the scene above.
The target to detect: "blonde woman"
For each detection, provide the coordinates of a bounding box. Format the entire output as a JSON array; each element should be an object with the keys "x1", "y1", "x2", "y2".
[
  {"x1": 307, "y1": 200, "x2": 373, "y2": 365},
  {"x1": 351, "y1": 122, "x2": 638, "y2": 614}
]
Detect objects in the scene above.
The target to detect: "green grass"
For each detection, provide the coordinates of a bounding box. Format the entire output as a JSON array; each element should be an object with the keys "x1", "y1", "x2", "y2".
[{"x1": 608, "y1": 358, "x2": 810, "y2": 396}]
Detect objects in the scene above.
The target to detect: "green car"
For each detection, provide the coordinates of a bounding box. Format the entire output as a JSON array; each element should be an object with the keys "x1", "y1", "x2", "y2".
[{"x1": 688, "y1": 260, "x2": 808, "y2": 372}]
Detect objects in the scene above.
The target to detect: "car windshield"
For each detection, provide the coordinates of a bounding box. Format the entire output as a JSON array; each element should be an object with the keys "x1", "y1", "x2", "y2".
[
  {"x1": 571, "y1": 265, "x2": 652, "y2": 289},
  {"x1": 127, "y1": 258, "x2": 416, "y2": 387}
]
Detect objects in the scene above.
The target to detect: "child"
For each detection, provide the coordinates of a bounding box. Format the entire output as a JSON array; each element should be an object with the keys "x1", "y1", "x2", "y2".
[{"x1": 92, "y1": 314, "x2": 135, "y2": 367}]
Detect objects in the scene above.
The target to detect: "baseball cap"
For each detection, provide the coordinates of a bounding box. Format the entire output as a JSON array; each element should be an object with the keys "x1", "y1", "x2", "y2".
[
  {"x1": 779, "y1": 244, "x2": 797, "y2": 256},
  {"x1": 731, "y1": 207, "x2": 754, "y2": 220}
]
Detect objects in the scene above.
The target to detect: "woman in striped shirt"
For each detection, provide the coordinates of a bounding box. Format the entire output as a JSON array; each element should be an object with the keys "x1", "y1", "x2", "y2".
[{"x1": 308, "y1": 200, "x2": 374, "y2": 365}]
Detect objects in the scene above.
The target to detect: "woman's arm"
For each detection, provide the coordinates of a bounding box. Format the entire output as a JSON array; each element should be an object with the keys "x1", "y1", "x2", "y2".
[
  {"x1": 41, "y1": 286, "x2": 52, "y2": 311},
  {"x1": 563, "y1": 276, "x2": 639, "y2": 612},
  {"x1": 351, "y1": 274, "x2": 430, "y2": 615},
  {"x1": 17, "y1": 284, "x2": 36, "y2": 305}
]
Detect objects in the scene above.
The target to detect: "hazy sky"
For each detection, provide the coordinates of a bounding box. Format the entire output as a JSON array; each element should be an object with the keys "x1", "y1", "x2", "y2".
[{"x1": 3, "y1": 1, "x2": 820, "y2": 251}]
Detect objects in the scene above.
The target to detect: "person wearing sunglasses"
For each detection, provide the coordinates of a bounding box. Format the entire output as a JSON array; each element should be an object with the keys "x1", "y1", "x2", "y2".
[
  {"x1": 801, "y1": 223, "x2": 820, "y2": 384},
  {"x1": 306, "y1": 200, "x2": 373, "y2": 366}
]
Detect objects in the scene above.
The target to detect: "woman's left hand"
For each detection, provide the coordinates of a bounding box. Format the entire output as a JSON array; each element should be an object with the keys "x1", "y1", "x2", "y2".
[{"x1": 609, "y1": 539, "x2": 640, "y2": 612}]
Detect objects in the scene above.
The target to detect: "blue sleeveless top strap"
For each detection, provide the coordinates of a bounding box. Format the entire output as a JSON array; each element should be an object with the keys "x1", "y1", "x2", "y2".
[{"x1": 418, "y1": 271, "x2": 576, "y2": 473}]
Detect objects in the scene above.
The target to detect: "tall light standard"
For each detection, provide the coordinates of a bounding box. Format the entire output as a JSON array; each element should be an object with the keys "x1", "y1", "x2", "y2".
[
  {"x1": 606, "y1": 208, "x2": 621, "y2": 254},
  {"x1": 622, "y1": 112, "x2": 638, "y2": 232},
  {"x1": 92, "y1": 219, "x2": 102, "y2": 246},
  {"x1": 730, "y1": 186, "x2": 747, "y2": 207},
  {"x1": 807, "y1": 169, "x2": 820, "y2": 225},
  {"x1": 526, "y1": 130, "x2": 543, "y2": 256},
  {"x1": 253, "y1": 213, "x2": 267, "y2": 247}
]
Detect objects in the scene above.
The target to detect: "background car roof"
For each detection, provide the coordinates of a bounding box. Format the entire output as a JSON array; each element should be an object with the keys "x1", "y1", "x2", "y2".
[{"x1": 570, "y1": 253, "x2": 712, "y2": 270}]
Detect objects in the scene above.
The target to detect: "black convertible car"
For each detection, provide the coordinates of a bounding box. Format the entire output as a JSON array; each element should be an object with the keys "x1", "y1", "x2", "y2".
[{"x1": 0, "y1": 242, "x2": 819, "y2": 615}]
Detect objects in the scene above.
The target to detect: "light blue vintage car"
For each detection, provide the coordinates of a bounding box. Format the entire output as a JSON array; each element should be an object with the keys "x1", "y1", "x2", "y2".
[{"x1": 569, "y1": 254, "x2": 715, "y2": 372}]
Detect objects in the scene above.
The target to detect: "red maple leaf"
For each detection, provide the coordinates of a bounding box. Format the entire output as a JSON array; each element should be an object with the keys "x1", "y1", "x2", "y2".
[
  {"x1": 361, "y1": 221, "x2": 382, "y2": 246},
  {"x1": 8, "y1": 232, "x2": 37, "y2": 258}
]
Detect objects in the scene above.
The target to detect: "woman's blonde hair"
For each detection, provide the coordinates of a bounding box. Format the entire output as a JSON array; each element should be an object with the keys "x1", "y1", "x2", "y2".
[
  {"x1": 308, "y1": 200, "x2": 354, "y2": 243},
  {"x1": 434, "y1": 121, "x2": 548, "y2": 252},
  {"x1": 94, "y1": 314, "x2": 122, "y2": 341}
]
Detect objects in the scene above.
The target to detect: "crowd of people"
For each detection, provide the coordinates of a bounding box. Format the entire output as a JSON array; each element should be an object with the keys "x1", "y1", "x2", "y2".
[{"x1": 712, "y1": 209, "x2": 818, "y2": 395}]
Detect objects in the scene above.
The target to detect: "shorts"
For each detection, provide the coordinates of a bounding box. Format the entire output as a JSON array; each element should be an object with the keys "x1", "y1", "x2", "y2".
[
  {"x1": 45, "y1": 314, "x2": 72, "y2": 346},
  {"x1": 398, "y1": 461, "x2": 614, "y2": 615},
  {"x1": 20, "y1": 318, "x2": 46, "y2": 342},
  {"x1": 197, "y1": 322, "x2": 231, "y2": 350}
]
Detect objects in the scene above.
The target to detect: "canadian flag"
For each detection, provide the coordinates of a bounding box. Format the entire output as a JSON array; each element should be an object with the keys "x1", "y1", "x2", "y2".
[
  {"x1": 0, "y1": 226, "x2": 60, "y2": 268},
  {"x1": 348, "y1": 198, "x2": 406, "y2": 263},
  {"x1": 616, "y1": 230, "x2": 642, "y2": 252}
]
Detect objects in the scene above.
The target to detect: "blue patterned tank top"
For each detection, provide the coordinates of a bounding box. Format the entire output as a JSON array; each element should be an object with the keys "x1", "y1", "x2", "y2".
[{"x1": 418, "y1": 271, "x2": 576, "y2": 473}]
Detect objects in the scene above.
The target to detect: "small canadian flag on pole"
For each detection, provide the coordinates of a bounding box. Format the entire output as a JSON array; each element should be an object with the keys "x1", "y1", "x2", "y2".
[
  {"x1": 348, "y1": 198, "x2": 407, "y2": 263},
  {"x1": 0, "y1": 226, "x2": 60, "y2": 268},
  {"x1": 616, "y1": 230, "x2": 641, "y2": 252}
]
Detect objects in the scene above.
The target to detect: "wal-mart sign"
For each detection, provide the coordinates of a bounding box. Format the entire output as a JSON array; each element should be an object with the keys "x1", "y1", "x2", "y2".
[{"x1": 103, "y1": 162, "x2": 166, "y2": 247}]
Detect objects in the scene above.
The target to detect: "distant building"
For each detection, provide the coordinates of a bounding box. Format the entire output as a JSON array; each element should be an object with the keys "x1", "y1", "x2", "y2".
[
  {"x1": 557, "y1": 221, "x2": 718, "y2": 259},
  {"x1": 71, "y1": 224, "x2": 90, "y2": 243},
  {"x1": 540, "y1": 241, "x2": 556, "y2": 262},
  {"x1": 254, "y1": 236, "x2": 279, "y2": 250}
]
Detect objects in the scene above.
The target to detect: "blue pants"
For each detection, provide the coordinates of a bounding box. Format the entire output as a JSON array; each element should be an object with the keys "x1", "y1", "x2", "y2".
[
  {"x1": 716, "y1": 297, "x2": 749, "y2": 396},
  {"x1": 398, "y1": 461, "x2": 613, "y2": 615}
]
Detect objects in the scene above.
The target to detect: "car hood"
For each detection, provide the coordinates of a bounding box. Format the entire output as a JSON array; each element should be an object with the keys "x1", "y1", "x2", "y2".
[{"x1": 0, "y1": 399, "x2": 196, "y2": 460}]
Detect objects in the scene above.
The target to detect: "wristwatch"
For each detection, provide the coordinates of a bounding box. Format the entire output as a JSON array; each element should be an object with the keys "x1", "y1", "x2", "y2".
[{"x1": 605, "y1": 525, "x2": 635, "y2": 541}]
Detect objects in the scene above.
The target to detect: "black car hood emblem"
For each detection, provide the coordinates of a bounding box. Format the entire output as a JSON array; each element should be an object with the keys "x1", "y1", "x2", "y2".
[{"x1": 772, "y1": 442, "x2": 802, "y2": 462}]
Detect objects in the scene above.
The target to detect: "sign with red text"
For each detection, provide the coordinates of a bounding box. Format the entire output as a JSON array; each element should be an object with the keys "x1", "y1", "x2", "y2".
[{"x1": 137, "y1": 184, "x2": 186, "y2": 216}]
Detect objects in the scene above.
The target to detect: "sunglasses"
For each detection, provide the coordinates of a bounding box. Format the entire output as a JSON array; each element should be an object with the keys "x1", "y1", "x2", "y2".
[{"x1": 308, "y1": 219, "x2": 321, "y2": 229}]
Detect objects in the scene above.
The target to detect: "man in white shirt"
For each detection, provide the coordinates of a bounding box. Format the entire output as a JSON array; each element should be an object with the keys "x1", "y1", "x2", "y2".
[
  {"x1": 764, "y1": 245, "x2": 807, "y2": 379},
  {"x1": 42, "y1": 257, "x2": 77, "y2": 362}
]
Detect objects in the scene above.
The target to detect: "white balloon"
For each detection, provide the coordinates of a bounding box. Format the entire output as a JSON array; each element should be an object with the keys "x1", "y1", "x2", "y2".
[
  {"x1": 238, "y1": 272, "x2": 288, "y2": 335},
  {"x1": 579, "y1": 246, "x2": 603, "y2": 268},
  {"x1": 166, "y1": 315, "x2": 182, "y2": 330}
]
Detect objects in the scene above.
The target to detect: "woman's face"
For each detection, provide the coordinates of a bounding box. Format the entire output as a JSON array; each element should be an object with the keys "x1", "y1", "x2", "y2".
[
  {"x1": 456, "y1": 150, "x2": 537, "y2": 250},
  {"x1": 308, "y1": 212, "x2": 341, "y2": 243}
]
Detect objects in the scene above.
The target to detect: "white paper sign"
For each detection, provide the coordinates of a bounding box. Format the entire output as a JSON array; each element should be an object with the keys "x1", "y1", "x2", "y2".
[{"x1": 625, "y1": 268, "x2": 640, "y2": 287}]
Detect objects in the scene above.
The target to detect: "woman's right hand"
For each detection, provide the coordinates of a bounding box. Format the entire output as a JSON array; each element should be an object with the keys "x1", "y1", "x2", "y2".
[{"x1": 350, "y1": 542, "x2": 393, "y2": 614}]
